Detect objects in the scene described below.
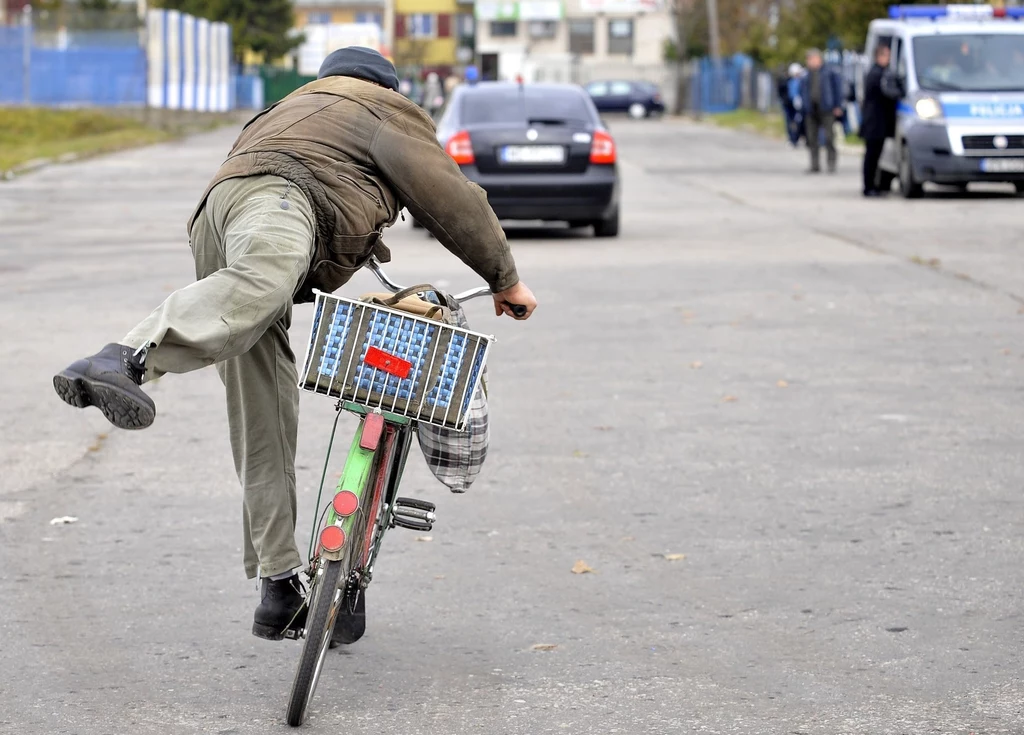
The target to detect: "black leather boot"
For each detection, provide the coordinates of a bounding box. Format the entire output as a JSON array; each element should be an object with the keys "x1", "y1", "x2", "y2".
[
  {"x1": 253, "y1": 575, "x2": 307, "y2": 641},
  {"x1": 330, "y1": 588, "x2": 366, "y2": 648},
  {"x1": 53, "y1": 343, "x2": 156, "y2": 430}
]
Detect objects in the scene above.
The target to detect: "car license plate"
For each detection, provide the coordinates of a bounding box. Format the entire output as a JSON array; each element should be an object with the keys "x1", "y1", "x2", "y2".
[
  {"x1": 980, "y1": 158, "x2": 1024, "y2": 173},
  {"x1": 500, "y1": 145, "x2": 565, "y2": 164}
]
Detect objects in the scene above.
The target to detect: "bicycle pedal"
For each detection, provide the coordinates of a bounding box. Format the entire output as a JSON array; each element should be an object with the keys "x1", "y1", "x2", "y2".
[
  {"x1": 392, "y1": 497, "x2": 436, "y2": 532},
  {"x1": 395, "y1": 496, "x2": 436, "y2": 513}
]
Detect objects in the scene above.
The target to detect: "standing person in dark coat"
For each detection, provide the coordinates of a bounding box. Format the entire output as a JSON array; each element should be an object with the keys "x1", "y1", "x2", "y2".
[
  {"x1": 860, "y1": 44, "x2": 898, "y2": 197},
  {"x1": 799, "y1": 48, "x2": 844, "y2": 173}
]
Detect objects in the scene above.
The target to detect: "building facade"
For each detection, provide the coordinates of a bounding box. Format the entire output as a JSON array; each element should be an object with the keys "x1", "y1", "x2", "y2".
[
  {"x1": 392, "y1": 0, "x2": 475, "y2": 71},
  {"x1": 473, "y1": 0, "x2": 671, "y2": 83},
  {"x1": 295, "y1": 0, "x2": 386, "y2": 30}
]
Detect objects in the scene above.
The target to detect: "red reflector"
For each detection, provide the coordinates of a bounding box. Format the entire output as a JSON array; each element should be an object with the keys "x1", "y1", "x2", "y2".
[
  {"x1": 359, "y1": 412, "x2": 385, "y2": 451},
  {"x1": 332, "y1": 490, "x2": 359, "y2": 517},
  {"x1": 364, "y1": 346, "x2": 412, "y2": 379},
  {"x1": 320, "y1": 525, "x2": 346, "y2": 552}
]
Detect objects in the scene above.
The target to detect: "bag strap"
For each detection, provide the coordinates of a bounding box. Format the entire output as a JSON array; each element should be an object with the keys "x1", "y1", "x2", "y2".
[{"x1": 379, "y1": 284, "x2": 437, "y2": 306}]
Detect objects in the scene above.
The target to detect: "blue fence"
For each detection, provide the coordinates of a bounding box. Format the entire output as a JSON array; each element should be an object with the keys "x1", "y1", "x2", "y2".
[
  {"x1": 0, "y1": 26, "x2": 146, "y2": 106},
  {"x1": 695, "y1": 55, "x2": 751, "y2": 113},
  {"x1": 234, "y1": 74, "x2": 265, "y2": 111}
]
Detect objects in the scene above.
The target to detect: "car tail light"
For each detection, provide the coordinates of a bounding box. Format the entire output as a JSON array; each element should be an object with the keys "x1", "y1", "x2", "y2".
[
  {"x1": 590, "y1": 130, "x2": 616, "y2": 164},
  {"x1": 445, "y1": 130, "x2": 475, "y2": 165}
]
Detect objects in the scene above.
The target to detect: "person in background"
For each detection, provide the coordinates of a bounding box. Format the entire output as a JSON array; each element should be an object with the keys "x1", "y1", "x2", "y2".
[
  {"x1": 443, "y1": 72, "x2": 459, "y2": 98},
  {"x1": 860, "y1": 43, "x2": 898, "y2": 197},
  {"x1": 799, "y1": 48, "x2": 844, "y2": 173},
  {"x1": 422, "y1": 71, "x2": 444, "y2": 119},
  {"x1": 785, "y1": 63, "x2": 805, "y2": 147}
]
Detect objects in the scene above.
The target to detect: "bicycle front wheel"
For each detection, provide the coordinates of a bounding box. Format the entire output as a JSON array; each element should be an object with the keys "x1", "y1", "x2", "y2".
[{"x1": 286, "y1": 558, "x2": 343, "y2": 727}]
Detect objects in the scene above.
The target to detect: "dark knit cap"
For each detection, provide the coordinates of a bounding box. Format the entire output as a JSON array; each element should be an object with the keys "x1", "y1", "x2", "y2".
[{"x1": 317, "y1": 46, "x2": 399, "y2": 92}]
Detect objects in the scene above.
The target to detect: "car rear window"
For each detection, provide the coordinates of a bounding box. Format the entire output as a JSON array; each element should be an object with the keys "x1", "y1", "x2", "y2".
[{"x1": 461, "y1": 88, "x2": 594, "y2": 125}]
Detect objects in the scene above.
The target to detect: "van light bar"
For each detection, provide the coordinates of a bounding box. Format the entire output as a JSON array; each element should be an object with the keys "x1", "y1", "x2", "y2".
[{"x1": 888, "y1": 4, "x2": 1024, "y2": 20}]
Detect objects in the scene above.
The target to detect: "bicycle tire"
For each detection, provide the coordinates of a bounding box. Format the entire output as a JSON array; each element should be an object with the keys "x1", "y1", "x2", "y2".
[{"x1": 286, "y1": 558, "x2": 343, "y2": 727}]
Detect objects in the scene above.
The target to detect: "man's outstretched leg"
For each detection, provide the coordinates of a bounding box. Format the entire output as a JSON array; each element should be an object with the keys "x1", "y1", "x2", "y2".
[{"x1": 53, "y1": 174, "x2": 313, "y2": 429}]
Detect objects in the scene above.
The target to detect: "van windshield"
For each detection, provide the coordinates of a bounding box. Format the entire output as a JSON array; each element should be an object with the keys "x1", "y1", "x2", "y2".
[{"x1": 913, "y1": 34, "x2": 1024, "y2": 92}]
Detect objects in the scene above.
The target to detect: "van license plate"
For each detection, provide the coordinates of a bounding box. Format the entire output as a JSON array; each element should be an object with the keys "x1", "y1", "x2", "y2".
[
  {"x1": 500, "y1": 145, "x2": 565, "y2": 164},
  {"x1": 980, "y1": 158, "x2": 1024, "y2": 173}
]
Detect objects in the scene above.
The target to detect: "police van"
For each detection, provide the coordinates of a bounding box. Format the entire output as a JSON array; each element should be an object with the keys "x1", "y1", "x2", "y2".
[{"x1": 867, "y1": 4, "x2": 1024, "y2": 197}]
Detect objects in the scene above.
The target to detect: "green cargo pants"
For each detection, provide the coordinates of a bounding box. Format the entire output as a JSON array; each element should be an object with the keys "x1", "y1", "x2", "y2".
[{"x1": 123, "y1": 174, "x2": 315, "y2": 580}]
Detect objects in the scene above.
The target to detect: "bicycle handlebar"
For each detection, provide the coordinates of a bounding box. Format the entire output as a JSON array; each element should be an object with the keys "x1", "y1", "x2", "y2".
[{"x1": 366, "y1": 257, "x2": 527, "y2": 317}]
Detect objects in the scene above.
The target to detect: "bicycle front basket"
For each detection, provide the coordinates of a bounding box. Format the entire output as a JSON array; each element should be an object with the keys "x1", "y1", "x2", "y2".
[{"x1": 299, "y1": 291, "x2": 494, "y2": 431}]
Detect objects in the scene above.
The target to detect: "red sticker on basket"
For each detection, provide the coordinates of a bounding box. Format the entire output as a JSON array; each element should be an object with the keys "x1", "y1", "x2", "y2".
[{"x1": 364, "y1": 346, "x2": 412, "y2": 379}]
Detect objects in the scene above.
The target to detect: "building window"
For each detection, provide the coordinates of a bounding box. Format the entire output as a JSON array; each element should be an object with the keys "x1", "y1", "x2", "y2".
[
  {"x1": 408, "y1": 14, "x2": 436, "y2": 38},
  {"x1": 568, "y1": 19, "x2": 594, "y2": 55},
  {"x1": 355, "y1": 12, "x2": 382, "y2": 28},
  {"x1": 607, "y1": 18, "x2": 633, "y2": 55},
  {"x1": 306, "y1": 11, "x2": 331, "y2": 24},
  {"x1": 528, "y1": 20, "x2": 557, "y2": 39},
  {"x1": 489, "y1": 20, "x2": 518, "y2": 37},
  {"x1": 457, "y1": 13, "x2": 475, "y2": 46}
]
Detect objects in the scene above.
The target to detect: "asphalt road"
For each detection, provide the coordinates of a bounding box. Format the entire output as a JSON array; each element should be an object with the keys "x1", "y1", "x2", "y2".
[{"x1": 1, "y1": 117, "x2": 1023, "y2": 735}]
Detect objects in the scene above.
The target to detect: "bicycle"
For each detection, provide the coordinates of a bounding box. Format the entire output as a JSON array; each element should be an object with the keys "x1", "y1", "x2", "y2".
[{"x1": 283, "y1": 258, "x2": 524, "y2": 726}]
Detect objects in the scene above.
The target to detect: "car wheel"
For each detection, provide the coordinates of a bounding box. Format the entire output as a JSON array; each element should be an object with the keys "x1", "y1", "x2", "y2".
[
  {"x1": 567, "y1": 220, "x2": 590, "y2": 229},
  {"x1": 592, "y1": 209, "x2": 620, "y2": 238},
  {"x1": 1014, "y1": 182, "x2": 1024, "y2": 195},
  {"x1": 628, "y1": 103, "x2": 648, "y2": 120},
  {"x1": 899, "y1": 145, "x2": 924, "y2": 199},
  {"x1": 877, "y1": 170, "x2": 896, "y2": 193}
]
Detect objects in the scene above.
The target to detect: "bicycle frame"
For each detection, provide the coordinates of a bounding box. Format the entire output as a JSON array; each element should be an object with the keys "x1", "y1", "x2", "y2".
[{"x1": 312, "y1": 402, "x2": 414, "y2": 582}]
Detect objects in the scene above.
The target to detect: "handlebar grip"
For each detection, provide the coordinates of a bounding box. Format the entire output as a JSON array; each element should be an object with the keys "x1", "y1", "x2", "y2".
[{"x1": 504, "y1": 302, "x2": 528, "y2": 318}]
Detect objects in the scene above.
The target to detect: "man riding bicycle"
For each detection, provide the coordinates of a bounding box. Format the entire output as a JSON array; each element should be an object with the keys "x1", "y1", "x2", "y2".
[{"x1": 52, "y1": 47, "x2": 537, "y2": 640}]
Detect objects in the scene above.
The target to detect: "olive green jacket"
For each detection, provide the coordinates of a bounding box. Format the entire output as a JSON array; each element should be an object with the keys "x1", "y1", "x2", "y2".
[{"x1": 189, "y1": 76, "x2": 519, "y2": 302}]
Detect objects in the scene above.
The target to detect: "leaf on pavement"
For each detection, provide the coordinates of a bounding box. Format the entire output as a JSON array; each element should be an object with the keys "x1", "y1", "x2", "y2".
[
  {"x1": 415, "y1": 536, "x2": 433, "y2": 542},
  {"x1": 722, "y1": 395, "x2": 738, "y2": 403},
  {"x1": 776, "y1": 380, "x2": 789, "y2": 388},
  {"x1": 660, "y1": 553, "x2": 687, "y2": 561},
  {"x1": 49, "y1": 516, "x2": 78, "y2": 526},
  {"x1": 531, "y1": 643, "x2": 558, "y2": 651},
  {"x1": 571, "y1": 560, "x2": 595, "y2": 575},
  {"x1": 690, "y1": 361, "x2": 703, "y2": 370},
  {"x1": 572, "y1": 449, "x2": 589, "y2": 458}
]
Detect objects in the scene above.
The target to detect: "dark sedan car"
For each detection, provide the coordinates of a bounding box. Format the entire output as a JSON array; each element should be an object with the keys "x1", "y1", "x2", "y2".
[
  {"x1": 585, "y1": 80, "x2": 665, "y2": 119},
  {"x1": 428, "y1": 82, "x2": 620, "y2": 236}
]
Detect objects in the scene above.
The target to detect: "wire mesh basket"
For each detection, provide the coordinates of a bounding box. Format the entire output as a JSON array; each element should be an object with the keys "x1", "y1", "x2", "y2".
[{"x1": 299, "y1": 291, "x2": 494, "y2": 431}]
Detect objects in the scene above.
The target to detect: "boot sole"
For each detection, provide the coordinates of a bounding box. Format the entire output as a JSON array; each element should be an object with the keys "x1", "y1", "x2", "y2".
[{"x1": 53, "y1": 371, "x2": 155, "y2": 430}]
